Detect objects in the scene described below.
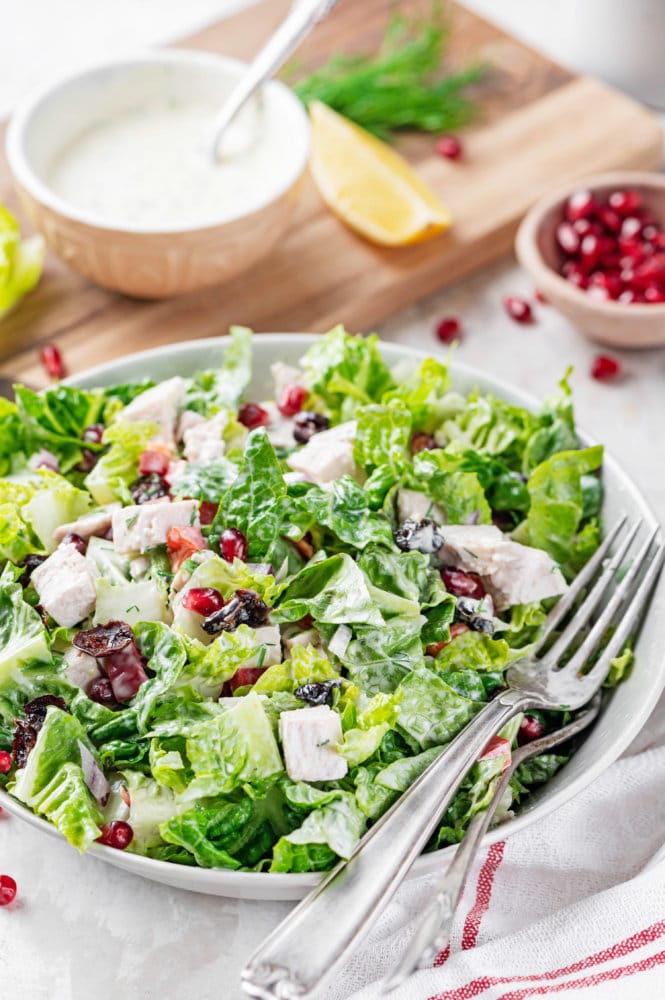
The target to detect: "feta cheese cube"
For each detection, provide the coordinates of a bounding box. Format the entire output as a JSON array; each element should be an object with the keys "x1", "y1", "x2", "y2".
[
  {"x1": 280, "y1": 706, "x2": 348, "y2": 782},
  {"x1": 31, "y1": 543, "x2": 98, "y2": 628},
  {"x1": 112, "y1": 499, "x2": 198, "y2": 554},
  {"x1": 121, "y1": 376, "x2": 186, "y2": 448},
  {"x1": 287, "y1": 420, "x2": 357, "y2": 485}
]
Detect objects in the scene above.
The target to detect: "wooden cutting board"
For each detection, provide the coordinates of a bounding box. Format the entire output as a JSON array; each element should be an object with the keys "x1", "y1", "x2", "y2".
[{"x1": 0, "y1": 0, "x2": 662, "y2": 386}]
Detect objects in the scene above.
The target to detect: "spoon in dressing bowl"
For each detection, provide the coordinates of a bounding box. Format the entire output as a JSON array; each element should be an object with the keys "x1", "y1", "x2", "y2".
[{"x1": 207, "y1": 0, "x2": 339, "y2": 162}]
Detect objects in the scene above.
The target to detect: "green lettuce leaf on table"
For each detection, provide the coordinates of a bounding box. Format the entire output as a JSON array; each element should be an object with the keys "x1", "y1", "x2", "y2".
[{"x1": 0, "y1": 204, "x2": 44, "y2": 318}]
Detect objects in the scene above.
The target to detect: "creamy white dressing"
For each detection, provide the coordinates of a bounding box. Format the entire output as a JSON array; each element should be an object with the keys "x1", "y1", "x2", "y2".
[{"x1": 45, "y1": 98, "x2": 295, "y2": 229}]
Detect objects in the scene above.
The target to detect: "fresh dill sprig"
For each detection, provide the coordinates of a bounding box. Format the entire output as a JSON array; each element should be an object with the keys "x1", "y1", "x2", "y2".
[{"x1": 291, "y1": 5, "x2": 486, "y2": 141}]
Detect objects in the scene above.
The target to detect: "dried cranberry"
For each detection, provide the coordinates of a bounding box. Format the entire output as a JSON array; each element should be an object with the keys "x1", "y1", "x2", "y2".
[
  {"x1": 591, "y1": 355, "x2": 622, "y2": 382},
  {"x1": 0, "y1": 875, "x2": 17, "y2": 907},
  {"x1": 238, "y1": 402, "x2": 270, "y2": 429},
  {"x1": 219, "y1": 528, "x2": 248, "y2": 563},
  {"x1": 129, "y1": 473, "x2": 169, "y2": 505},
  {"x1": 435, "y1": 135, "x2": 463, "y2": 160},
  {"x1": 89, "y1": 677, "x2": 116, "y2": 707},
  {"x1": 0, "y1": 751, "x2": 12, "y2": 774},
  {"x1": 76, "y1": 448, "x2": 100, "y2": 473},
  {"x1": 441, "y1": 567, "x2": 486, "y2": 599},
  {"x1": 411, "y1": 432, "x2": 437, "y2": 453},
  {"x1": 73, "y1": 622, "x2": 134, "y2": 658},
  {"x1": 435, "y1": 316, "x2": 462, "y2": 343},
  {"x1": 139, "y1": 449, "x2": 170, "y2": 477},
  {"x1": 104, "y1": 645, "x2": 149, "y2": 702},
  {"x1": 229, "y1": 667, "x2": 268, "y2": 693},
  {"x1": 199, "y1": 501, "x2": 219, "y2": 525},
  {"x1": 39, "y1": 344, "x2": 65, "y2": 380},
  {"x1": 82, "y1": 424, "x2": 105, "y2": 444},
  {"x1": 12, "y1": 695, "x2": 68, "y2": 769},
  {"x1": 518, "y1": 714, "x2": 546, "y2": 745},
  {"x1": 60, "y1": 532, "x2": 87, "y2": 555},
  {"x1": 97, "y1": 821, "x2": 133, "y2": 850},
  {"x1": 18, "y1": 553, "x2": 47, "y2": 588},
  {"x1": 182, "y1": 587, "x2": 225, "y2": 616},
  {"x1": 293, "y1": 411, "x2": 330, "y2": 444},
  {"x1": 277, "y1": 384, "x2": 307, "y2": 417},
  {"x1": 202, "y1": 589, "x2": 270, "y2": 635},
  {"x1": 503, "y1": 296, "x2": 533, "y2": 323},
  {"x1": 294, "y1": 680, "x2": 341, "y2": 706},
  {"x1": 394, "y1": 519, "x2": 445, "y2": 554}
]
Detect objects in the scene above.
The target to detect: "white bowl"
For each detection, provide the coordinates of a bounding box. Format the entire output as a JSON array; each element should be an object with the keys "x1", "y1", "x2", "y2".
[
  {"x1": 5, "y1": 52, "x2": 310, "y2": 298},
  {"x1": 1, "y1": 334, "x2": 662, "y2": 900}
]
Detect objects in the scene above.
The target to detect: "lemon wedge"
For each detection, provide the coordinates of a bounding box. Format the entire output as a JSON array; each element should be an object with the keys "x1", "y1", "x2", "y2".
[{"x1": 308, "y1": 100, "x2": 451, "y2": 247}]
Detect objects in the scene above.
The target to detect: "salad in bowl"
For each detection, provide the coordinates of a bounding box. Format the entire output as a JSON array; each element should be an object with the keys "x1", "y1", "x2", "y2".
[{"x1": 0, "y1": 326, "x2": 617, "y2": 875}]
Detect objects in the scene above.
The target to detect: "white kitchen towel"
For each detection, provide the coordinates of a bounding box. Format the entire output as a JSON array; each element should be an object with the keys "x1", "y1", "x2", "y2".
[{"x1": 321, "y1": 692, "x2": 665, "y2": 1000}]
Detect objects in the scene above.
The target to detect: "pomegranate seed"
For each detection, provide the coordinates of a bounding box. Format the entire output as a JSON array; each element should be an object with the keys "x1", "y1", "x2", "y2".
[
  {"x1": 39, "y1": 344, "x2": 65, "y2": 380},
  {"x1": 219, "y1": 527, "x2": 248, "y2": 563},
  {"x1": 608, "y1": 189, "x2": 641, "y2": 216},
  {"x1": 555, "y1": 222, "x2": 580, "y2": 255},
  {"x1": 561, "y1": 261, "x2": 589, "y2": 289},
  {"x1": 643, "y1": 285, "x2": 665, "y2": 303},
  {"x1": 182, "y1": 587, "x2": 225, "y2": 616},
  {"x1": 60, "y1": 532, "x2": 87, "y2": 555},
  {"x1": 0, "y1": 751, "x2": 12, "y2": 774},
  {"x1": 518, "y1": 714, "x2": 545, "y2": 745},
  {"x1": 565, "y1": 189, "x2": 596, "y2": 222},
  {"x1": 441, "y1": 567, "x2": 486, "y2": 599},
  {"x1": 139, "y1": 449, "x2": 170, "y2": 477},
  {"x1": 277, "y1": 384, "x2": 307, "y2": 417},
  {"x1": 534, "y1": 289, "x2": 547, "y2": 304},
  {"x1": 621, "y1": 217, "x2": 643, "y2": 240},
  {"x1": 97, "y1": 820, "x2": 134, "y2": 850},
  {"x1": 82, "y1": 423, "x2": 105, "y2": 444},
  {"x1": 229, "y1": 666, "x2": 268, "y2": 692},
  {"x1": 572, "y1": 218, "x2": 599, "y2": 238},
  {"x1": 238, "y1": 402, "x2": 270, "y2": 430},
  {"x1": 411, "y1": 431, "x2": 437, "y2": 453},
  {"x1": 0, "y1": 875, "x2": 17, "y2": 906},
  {"x1": 199, "y1": 500, "x2": 219, "y2": 525},
  {"x1": 591, "y1": 355, "x2": 622, "y2": 381},
  {"x1": 503, "y1": 296, "x2": 533, "y2": 324},
  {"x1": 580, "y1": 234, "x2": 601, "y2": 269},
  {"x1": 435, "y1": 316, "x2": 462, "y2": 343},
  {"x1": 618, "y1": 289, "x2": 638, "y2": 304},
  {"x1": 631, "y1": 253, "x2": 665, "y2": 288},
  {"x1": 89, "y1": 677, "x2": 116, "y2": 707},
  {"x1": 435, "y1": 134, "x2": 463, "y2": 160},
  {"x1": 598, "y1": 206, "x2": 622, "y2": 234}
]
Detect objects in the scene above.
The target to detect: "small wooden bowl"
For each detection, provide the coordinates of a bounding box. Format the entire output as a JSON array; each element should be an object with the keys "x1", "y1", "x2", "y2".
[{"x1": 516, "y1": 172, "x2": 665, "y2": 349}]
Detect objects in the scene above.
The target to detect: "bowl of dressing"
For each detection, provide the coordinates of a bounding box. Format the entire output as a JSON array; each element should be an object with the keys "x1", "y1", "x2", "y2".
[{"x1": 6, "y1": 50, "x2": 311, "y2": 298}]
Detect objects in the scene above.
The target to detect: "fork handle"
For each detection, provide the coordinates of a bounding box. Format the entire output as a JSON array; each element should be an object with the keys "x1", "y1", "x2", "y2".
[{"x1": 241, "y1": 688, "x2": 532, "y2": 1000}]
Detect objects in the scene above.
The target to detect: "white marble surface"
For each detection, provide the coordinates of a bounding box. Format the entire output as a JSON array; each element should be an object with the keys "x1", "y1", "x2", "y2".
[{"x1": 1, "y1": 3, "x2": 665, "y2": 999}]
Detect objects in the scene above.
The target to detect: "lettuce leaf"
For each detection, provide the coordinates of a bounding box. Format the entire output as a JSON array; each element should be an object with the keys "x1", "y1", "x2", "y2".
[
  {"x1": 0, "y1": 204, "x2": 44, "y2": 318},
  {"x1": 411, "y1": 448, "x2": 492, "y2": 525},
  {"x1": 382, "y1": 357, "x2": 452, "y2": 432},
  {"x1": 396, "y1": 666, "x2": 479, "y2": 749},
  {"x1": 185, "y1": 325, "x2": 252, "y2": 415},
  {"x1": 293, "y1": 477, "x2": 394, "y2": 550},
  {"x1": 301, "y1": 325, "x2": 395, "y2": 420},
  {"x1": 15, "y1": 384, "x2": 104, "y2": 473},
  {"x1": 85, "y1": 419, "x2": 159, "y2": 504},
  {"x1": 353, "y1": 403, "x2": 411, "y2": 476},
  {"x1": 272, "y1": 553, "x2": 383, "y2": 626},
  {"x1": 252, "y1": 644, "x2": 338, "y2": 695},
  {"x1": 0, "y1": 568, "x2": 52, "y2": 690},
  {"x1": 337, "y1": 615, "x2": 425, "y2": 694},
  {"x1": 271, "y1": 791, "x2": 366, "y2": 872}
]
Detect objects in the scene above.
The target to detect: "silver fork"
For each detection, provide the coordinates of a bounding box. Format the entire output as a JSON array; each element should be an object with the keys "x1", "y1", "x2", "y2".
[
  {"x1": 382, "y1": 695, "x2": 602, "y2": 993},
  {"x1": 242, "y1": 519, "x2": 664, "y2": 1000}
]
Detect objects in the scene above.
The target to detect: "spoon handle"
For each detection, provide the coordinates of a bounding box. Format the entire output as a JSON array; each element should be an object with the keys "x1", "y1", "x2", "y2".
[{"x1": 208, "y1": 0, "x2": 338, "y2": 160}]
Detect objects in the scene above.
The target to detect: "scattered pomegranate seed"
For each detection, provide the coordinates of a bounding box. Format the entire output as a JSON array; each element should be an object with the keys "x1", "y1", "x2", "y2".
[
  {"x1": 0, "y1": 875, "x2": 17, "y2": 907},
  {"x1": 503, "y1": 296, "x2": 533, "y2": 324},
  {"x1": 139, "y1": 449, "x2": 170, "y2": 477},
  {"x1": 182, "y1": 587, "x2": 225, "y2": 617},
  {"x1": 441, "y1": 567, "x2": 486, "y2": 600},
  {"x1": 435, "y1": 316, "x2": 462, "y2": 343},
  {"x1": 0, "y1": 751, "x2": 12, "y2": 774},
  {"x1": 277, "y1": 384, "x2": 307, "y2": 417},
  {"x1": 97, "y1": 821, "x2": 134, "y2": 850},
  {"x1": 435, "y1": 134, "x2": 463, "y2": 160},
  {"x1": 608, "y1": 189, "x2": 641, "y2": 216},
  {"x1": 82, "y1": 424, "x2": 105, "y2": 444},
  {"x1": 198, "y1": 500, "x2": 219, "y2": 525},
  {"x1": 411, "y1": 431, "x2": 437, "y2": 453},
  {"x1": 534, "y1": 289, "x2": 547, "y2": 304},
  {"x1": 39, "y1": 344, "x2": 65, "y2": 380},
  {"x1": 564, "y1": 189, "x2": 596, "y2": 222},
  {"x1": 60, "y1": 532, "x2": 87, "y2": 555},
  {"x1": 238, "y1": 402, "x2": 270, "y2": 430},
  {"x1": 591, "y1": 354, "x2": 622, "y2": 382},
  {"x1": 219, "y1": 527, "x2": 248, "y2": 563},
  {"x1": 518, "y1": 714, "x2": 545, "y2": 745}
]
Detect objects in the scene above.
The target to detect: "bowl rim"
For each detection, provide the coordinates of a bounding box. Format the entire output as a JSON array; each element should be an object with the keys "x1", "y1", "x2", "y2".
[
  {"x1": 515, "y1": 170, "x2": 665, "y2": 317},
  {"x1": 5, "y1": 48, "x2": 311, "y2": 236},
  {"x1": 0, "y1": 332, "x2": 662, "y2": 899}
]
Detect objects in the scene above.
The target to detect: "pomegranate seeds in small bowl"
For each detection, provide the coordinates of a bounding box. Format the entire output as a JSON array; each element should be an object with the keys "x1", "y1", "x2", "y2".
[{"x1": 516, "y1": 171, "x2": 665, "y2": 349}]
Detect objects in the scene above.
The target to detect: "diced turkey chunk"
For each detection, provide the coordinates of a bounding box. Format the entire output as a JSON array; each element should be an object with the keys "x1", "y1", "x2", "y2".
[
  {"x1": 262, "y1": 401, "x2": 296, "y2": 450},
  {"x1": 63, "y1": 646, "x2": 101, "y2": 693},
  {"x1": 112, "y1": 500, "x2": 198, "y2": 554},
  {"x1": 439, "y1": 524, "x2": 568, "y2": 611},
  {"x1": 397, "y1": 489, "x2": 444, "y2": 525},
  {"x1": 31, "y1": 543, "x2": 97, "y2": 628},
  {"x1": 242, "y1": 625, "x2": 282, "y2": 669},
  {"x1": 53, "y1": 503, "x2": 120, "y2": 543},
  {"x1": 121, "y1": 376, "x2": 186, "y2": 448},
  {"x1": 182, "y1": 410, "x2": 227, "y2": 465},
  {"x1": 177, "y1": 409, "x2": 205, "y2": 441},
  {"x1": 287, "y1": 420, "x2": 357, "y2": 485},
  {"x1": 284, "y1": 627, "x2": 324, "y2": 654},
  {"x1": 280, "y1": 706, "x2": 348, "y2": 782}
]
